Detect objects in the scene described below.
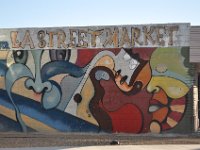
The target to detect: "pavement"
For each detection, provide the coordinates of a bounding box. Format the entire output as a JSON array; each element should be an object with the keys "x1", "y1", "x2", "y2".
[
  {"x1": 1, "y1": 132, "x2": 200, "y2": 147},
  {"x1": 1, "y1": 132, "x2": 200, "y2": 149},
  {"x1": 1, "y1": 145, "x2": 200, "y2": 150}
]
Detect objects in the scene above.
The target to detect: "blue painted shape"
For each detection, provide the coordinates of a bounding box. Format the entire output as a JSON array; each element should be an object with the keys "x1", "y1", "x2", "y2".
[
  {"x1": 28, "y1": 50, "x2": 52, "y2": 94},
  {"x1": 152, "y1": 70, "x2": 193, "y2": 87},
  {"x1": 0, "y1": 114, "x2": 35, "y2": 132},
  {"x1": 0, "y1": 114, "x2": 22, "y2": 132},
  {"x1": 42, "y1": 80, "x2": 61, "y2": 110},
  {"x1": 0, "y1": 90, "x2": 99, "y2": 132},
  {"x1": 0, "y1": 60, "x2": 7, "y2": 76},
  {"x1": 41, "y1": 61, "x2": 86, "y2": 81},
  {"x1": 5, "y1": 63, "x2": 33, "y2": 132},
  {"x1": 0, "y1": 41, "x2": 9, "y2": 49}
]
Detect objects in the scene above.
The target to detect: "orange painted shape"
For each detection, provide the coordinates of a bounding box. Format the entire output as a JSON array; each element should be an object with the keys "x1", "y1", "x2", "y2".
[
  {"x1": 115, "y1": 75, "x2": 133, "y2": 92},
  {"x1": 114, "y1": 63, "x2": 152, "y2": 92},
  {"x1": 153, "y1": 89, "x2": 168, "y2": 105},
  {"x1": 134, "y1": 62, "x2": 152, "y2": 89},
  {"x1": 153, "y1": 107, "x2": 168, "y2": 122}
]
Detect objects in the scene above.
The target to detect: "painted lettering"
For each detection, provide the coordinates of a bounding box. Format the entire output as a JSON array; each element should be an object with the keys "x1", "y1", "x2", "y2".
[
  {"x1": 37, "y1": 30, "x2": 46, "y2": 48},
  {"x1": 78, "y1": 30, "x2": 88, "y2": 47},
  {"x1": 57, "y1": 30, "x2": 67, "y2": 49},
  {"x1": 156, "y1": 26, "x2": 165, "y2": 46},
  {"x1": 10, "y1": 31, "x2": 20, "y2": 48},
  {"x1": 103, "y1": 28, "x2": 119, "y2": 47},
  {"x1": 131, "y1": 27, "x2": 143, "y2": 46},
  {"x1": 5, "y1": 24, "x2": 185, "y2": 50},
  {"x1": 168, "y1": 26, "x2": 179, "y2": 46},
  {"x1": 69, "y1": 29, "x2": 77, "y2": 48},
  {"x1": 21, "y1": 30, "x2": 35, "y2": 49},
  {"x1": 143, "y1": 26, "x2": 155, "y2": 45},
  {"x1": 88, "y1": 29, "x2": 104, "y2": 47},
  {"x1": 120, "y1": 27, "x2": 131, "y2": 47},
  {"x1": 47, "y1": 31, "x2": 56, "y2": 48}
]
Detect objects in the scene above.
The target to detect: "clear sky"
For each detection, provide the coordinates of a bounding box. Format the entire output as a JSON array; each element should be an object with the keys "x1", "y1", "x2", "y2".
[{"x1": 0, "y1": 0, "x2": 199, "y2": 28}]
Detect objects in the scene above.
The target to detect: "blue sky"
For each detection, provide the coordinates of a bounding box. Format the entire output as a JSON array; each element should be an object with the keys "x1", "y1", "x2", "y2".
[{"x1": 0, "y1": 0, "x2": 199, "y2": 28}]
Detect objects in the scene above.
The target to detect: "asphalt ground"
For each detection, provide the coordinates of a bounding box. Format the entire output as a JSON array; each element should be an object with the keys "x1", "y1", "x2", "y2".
[
  {"x1": 1, "y1": 132, "x2": 200, "y2": 148},
  {"x1": 1, "y1": 145, "x2": 200, "y2": 150}
]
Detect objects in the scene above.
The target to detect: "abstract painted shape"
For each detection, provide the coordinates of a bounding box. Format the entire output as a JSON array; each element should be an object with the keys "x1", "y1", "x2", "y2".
[
  {"x1": 42, "y1": 80, "x2": 61, "y2": 109},
  {"x1": 5, "y1": 63, "x2": 33, "y2": 132},
  {"x1": 0, "y1": 60, "x2": 7, "y2": 76},
  {"x1": 0, "y1": 47, "x2": 194, "y2": 134}
]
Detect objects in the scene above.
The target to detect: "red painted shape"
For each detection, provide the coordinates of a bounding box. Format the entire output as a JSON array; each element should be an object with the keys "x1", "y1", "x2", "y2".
[
  {"x1": 76, "y1": 49, "x2": 99, "y2": 67},
  {"x1": 132, "y1": 48, "x2": 156, "y2": 60},
  {"x1": 99, "y1": 78, "x2": 152, "y2": 133},
  {"x1": 75, "y1": 48, "x2": 155, "y2": 67},
  {"x1": 111, "y1": 104, "x2": 142, "y2": 133},
  {"x1": 168, "y1": 111, "x2": 183, "y2": 122},
  {"x1": 75, "y1": 49, "x2": 120, "y2": 67},
  {"x1": 170, "y1": 97, "x2": 186, "y2": 105},
  {"x1": 103, "y1": 103, "x2": 142, "y2": 133},
  {"x1": 162, "y1": 123, "x2": 171, "y2": 130}
]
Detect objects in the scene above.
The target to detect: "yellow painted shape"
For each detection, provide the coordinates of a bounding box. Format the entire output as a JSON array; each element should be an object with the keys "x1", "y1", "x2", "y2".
[
  {"x1": 0, "y1": 77, "x2": 42, "y2": 102},
  {"x1": 170, "y1": 105, "x2": 185, "y2": 113},
  {"x1": 0, "y1": 76, "x2": 5, "y2": 90},
  {"x1": 76, "y1": 78, "x2": 98, "y2": 126},
  {"x1": 147, "y1": 76, "x2": 189, "y2": 99},
  {"x1": 76, "y1": 55, "x2": 115, "y2": 126},
  {"x1": 0, "y1": 51, "x2": 8, "y2": 59},
  {"x1": 12, "y1": 78, "x2": 42, "y2": 102},
  {"x1": 95, "y1": 55, "x2": 115, "y2": 70},
  {"x1": 167, "y1": 117, "x2": 178, "y2": 128},
  {"x1": 0, "y1": 105, "x2": 57, "y2": 132},
  {"x1": 6, "y1": 51, "x2": 15, "y2": 67},
  {"x1": 150, "y1": 121, "x2": 161, "y2": 133}
]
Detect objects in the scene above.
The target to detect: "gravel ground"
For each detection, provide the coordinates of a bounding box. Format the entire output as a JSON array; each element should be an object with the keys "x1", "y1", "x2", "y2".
[{"x1": 0, "y1": 132, "x2": 200, "y2": 148}]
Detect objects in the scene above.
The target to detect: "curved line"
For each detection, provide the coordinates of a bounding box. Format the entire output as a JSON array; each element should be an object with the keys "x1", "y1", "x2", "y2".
[
  {"x1": 7, "y1": 86, "x2": 27, "y2": 132},
  {"x1": 41, "y1": 60, "x2": 86, "y2": 81},
  {"x1": 5, "y1": 63, "x2": 33, "y2": 132},
  {"x1": 64, "y1": 50, "x2": 116, "y2": 114}
]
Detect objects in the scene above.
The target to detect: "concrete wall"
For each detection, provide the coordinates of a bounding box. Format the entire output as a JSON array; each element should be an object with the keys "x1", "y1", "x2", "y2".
[
  {"x1": 0, "y1": 23, "x2": 196, "y2": 134},
  {"x1": 0, "y1": 47, "x2": 194, "y2": 133}
]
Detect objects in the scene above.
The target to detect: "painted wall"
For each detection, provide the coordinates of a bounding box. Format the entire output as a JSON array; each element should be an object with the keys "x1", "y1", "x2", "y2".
[{"x1": 0, "y1": 47, "x2": 194, "y2": 133}]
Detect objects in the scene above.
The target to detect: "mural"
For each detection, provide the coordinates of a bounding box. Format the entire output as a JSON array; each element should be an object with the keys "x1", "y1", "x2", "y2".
[{"x1": 0, "y1": 47, "x2": 193, "y2": 133}]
